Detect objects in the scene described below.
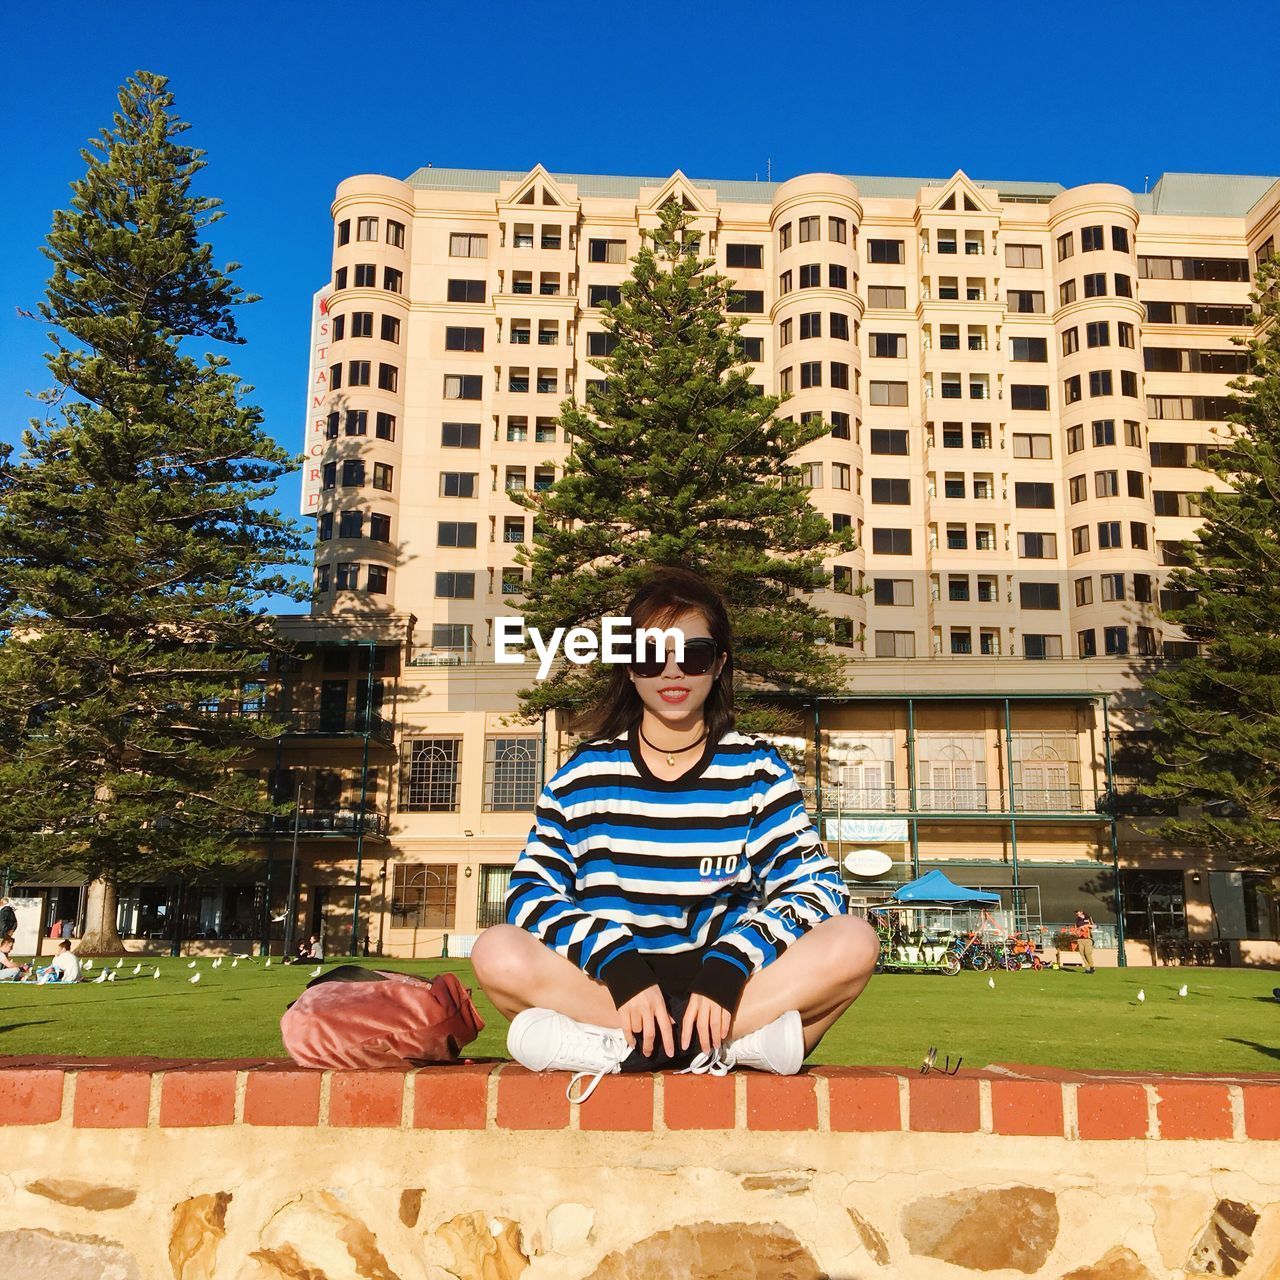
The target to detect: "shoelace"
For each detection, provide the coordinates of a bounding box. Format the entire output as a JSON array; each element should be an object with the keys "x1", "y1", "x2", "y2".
[
  {"x1": 676, "y1": 1044, "x2": 733, "y2": 1078},
  {"x1": 562, "y1": 1024, "x2": 630, "y2": 1103}
]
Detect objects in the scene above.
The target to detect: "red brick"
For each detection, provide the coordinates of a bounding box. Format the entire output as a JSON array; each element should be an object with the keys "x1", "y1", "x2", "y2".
[
  {"x1": 159, "y1": 1070, "x2": 236, "y2": 1127},
  {"x1": 991, "y1": 1079, "x2": 1064, "y2": 1137},
  {"x1": 1243, "y1": 1084, "x2": 1280, "y2": 1140},
  {"x1": 329, "y1": 1071, "x2": 405, "y2": 1128},
  {"x1": 413, "y1": 1064, "x2": 496, "y2": 1130},
  {"x1": 909, "y1": 1076, "x2": 981, "y2": 1133},
  {"x1": 827, "y1": 1072, "x2": 902, "y2": 1132},
  {"x1": 1156, "y1": 1083, "x2": 1232, "y2": 1141},
  {"x1": 1077, "y1": 1083, "x2": 1148, "y2": 1140},
  {"x1": 0, "y1": 1070, "x2": 64, "y2": 1125},
  {"x1": 73, "y1": 1070, "x2": 151, "y2": 1128},
  {"x1": 495, "y1": 1065, "x2": 569, "y2": 1129},
  {"x1": 243, "y1": 1068, "x2": 322, "y2": 1126},
  {"x1": 746, "y1": 1074, "x2": 817, "y2": 1130},
  {"x1": 579, "y1": 1073, "x2": 654, "y2": 1131},
  {"x1": 662, "y1": 1072, "x2": 736, "y2": 1130}
]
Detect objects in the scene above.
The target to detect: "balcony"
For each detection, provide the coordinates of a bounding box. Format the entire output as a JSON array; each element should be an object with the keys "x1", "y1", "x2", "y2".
[
  {"x1": 798, "y1": 785, "x2": 1104, "y2": 817},
  {"x1": 253, "y1": 807, "x2": 390, "y2": 839},
  {"x1": 199, "y1": 706, "x2": 394, "y2": 743}
]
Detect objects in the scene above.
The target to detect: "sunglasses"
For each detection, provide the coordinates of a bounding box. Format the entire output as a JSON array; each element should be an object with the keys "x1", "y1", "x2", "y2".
[{"x1": 628, "y1": 637, "x2": 720, "y2": 679}]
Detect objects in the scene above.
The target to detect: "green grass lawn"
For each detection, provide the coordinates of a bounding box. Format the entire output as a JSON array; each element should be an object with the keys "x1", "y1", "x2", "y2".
[{"x1": 1, "y1": 957, "x2": 1276, "y2": 1073}]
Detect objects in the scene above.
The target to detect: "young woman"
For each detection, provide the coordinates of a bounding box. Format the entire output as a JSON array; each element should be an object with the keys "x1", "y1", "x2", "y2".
[{"x1": 471, "y1": 567, "x2": 879, "y2": 1100}]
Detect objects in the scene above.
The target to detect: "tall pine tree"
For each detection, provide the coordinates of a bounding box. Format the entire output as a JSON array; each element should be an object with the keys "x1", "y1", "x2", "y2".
[
  {"x1": 0, "y1": 71, "x2": 306, "y2": 951},
  {"x1": 1141, "y1": 254, "x2": 1280, "y2": 867},
  {"x1": 512, "y1": 199, "x2": 855, "y2": 738}
]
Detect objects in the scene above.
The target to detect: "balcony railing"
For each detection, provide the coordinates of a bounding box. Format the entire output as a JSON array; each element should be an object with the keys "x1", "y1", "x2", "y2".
[
  {"x1": 798, "y1": 785, "x2": 1102, "y2": 816},
  {"x1": 199, "y1": 706, "x2": 394, "y2": 741},
  {"x1": 253, "y1": 807, "x2": 390, "y2": 838}
]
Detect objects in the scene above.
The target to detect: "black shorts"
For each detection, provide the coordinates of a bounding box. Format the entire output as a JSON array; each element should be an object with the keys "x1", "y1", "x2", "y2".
[{"x1": 645, "y1": 947, "x2": 712, "y2": 1002}]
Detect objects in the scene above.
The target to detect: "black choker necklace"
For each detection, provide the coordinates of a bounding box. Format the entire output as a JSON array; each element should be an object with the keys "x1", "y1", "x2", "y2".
[{"x1": 639, "y1": 726, "x2": 708, "y2": 766}]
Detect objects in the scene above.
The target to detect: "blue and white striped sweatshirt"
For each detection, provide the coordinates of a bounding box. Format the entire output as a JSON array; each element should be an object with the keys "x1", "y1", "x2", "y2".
[{"x1": 504, "y1": 724, "x2": 850, "y2": 1012}]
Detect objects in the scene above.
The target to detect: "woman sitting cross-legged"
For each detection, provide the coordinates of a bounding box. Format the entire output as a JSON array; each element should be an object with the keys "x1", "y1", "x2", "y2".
[{"x1": 471, "y1": 566, "x2": 879, "y2": 1102}]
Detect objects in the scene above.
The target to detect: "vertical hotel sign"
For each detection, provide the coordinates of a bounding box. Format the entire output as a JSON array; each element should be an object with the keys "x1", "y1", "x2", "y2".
[{"x1": 301, "y1": 285, "x2": 333, "y2": 515}]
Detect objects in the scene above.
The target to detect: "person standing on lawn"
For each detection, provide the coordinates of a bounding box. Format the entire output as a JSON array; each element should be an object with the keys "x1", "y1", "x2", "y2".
[
  {"x1": 471, "y1": 566, "x2": 879, "y2": 1101},
  {"x1": 0, "y1": 897, "x2": 17, "y2": 942},
  {"x1": 1075, "y1": 910, "x2": 1098, "y2": 973}
]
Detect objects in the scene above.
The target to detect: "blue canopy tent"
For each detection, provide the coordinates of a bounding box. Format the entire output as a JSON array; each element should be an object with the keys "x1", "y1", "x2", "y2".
[{"x1": 891, "y1": 870, "x2": 1001, "y2": 904}]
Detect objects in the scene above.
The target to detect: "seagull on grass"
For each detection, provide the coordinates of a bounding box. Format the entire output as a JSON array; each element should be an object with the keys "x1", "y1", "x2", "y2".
[
  {"x1": 987, "y1": 977, "x2": 996, "y2": 990},
  {"x1": 1137, "y1": 989, "x2": 1146, "y2": 1004},
  {"x1": 189, "y1": 972, "x2": 201, "y2": 985},
  {"x1": 310, "y1": 965, "x2": 323, "y2": 978},
  {"x1": 187, "y1": 960, "x2": 197, "y2": 968},
  {"x1": 83, "y1": 959, "x2": 93, "y2": 971},
  {"x1": 131, "y1": 964, "x2": 142, "y2": 975},
  {"x1": 152, "y1": 968, "x2": 161, "y2": 979},
  {"x1": 106, "y1": 970, "x2": 115, "y2": 982},
  {"x1": 115, "y1": 957, "x2": 124, "y2": 968},
  {"x1": 1178, "y1": 983, "x2": 1188, "y2": 997},
  {"x1": 264, "y1": 958, "x2": 272, "y2": 968},
  {"x1": 92, "y1": 971, "x2": 107, "y2": 984}
]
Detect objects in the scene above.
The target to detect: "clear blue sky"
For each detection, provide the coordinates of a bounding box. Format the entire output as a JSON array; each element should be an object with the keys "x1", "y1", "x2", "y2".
[{"x1": 2, "y1": 0, "x2": 1276, "y2": 606}]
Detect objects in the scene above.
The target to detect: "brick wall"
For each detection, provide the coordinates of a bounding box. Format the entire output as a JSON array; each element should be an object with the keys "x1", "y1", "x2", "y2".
[{"x1": 1, "y1": 1056, "x2": 1278, "y2": 1277}]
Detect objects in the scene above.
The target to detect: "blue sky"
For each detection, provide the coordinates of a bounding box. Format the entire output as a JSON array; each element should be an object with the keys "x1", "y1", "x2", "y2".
[{"x1": 2, "y1": 0, "x2": 1276, "y2": 607}]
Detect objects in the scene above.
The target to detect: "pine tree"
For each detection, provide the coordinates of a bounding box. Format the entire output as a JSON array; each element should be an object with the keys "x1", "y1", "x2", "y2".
[
  {"x1": 1141, "y1": 255, "x2": 1280, "y2": 866},
  {"x1": 0, "y1": 71, "x2": 306, "y2": 951},
  {"x1": 511, "y1": 199, "x2": 855, "y2": 737}
]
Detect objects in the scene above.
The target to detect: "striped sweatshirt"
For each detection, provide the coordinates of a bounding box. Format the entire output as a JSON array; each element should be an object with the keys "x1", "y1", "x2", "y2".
[{"x1": 504, "y1": 724, "x2": 850, "y2": 1013}]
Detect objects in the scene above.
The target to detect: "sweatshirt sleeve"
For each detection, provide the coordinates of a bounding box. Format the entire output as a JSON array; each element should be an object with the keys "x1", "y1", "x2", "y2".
[
  {"x1": 504, "y1": 776, "x2": 657, "y2": 1007},
  {"x1": 690, "y1": 746, "x2": 851, "y2": 1014}
]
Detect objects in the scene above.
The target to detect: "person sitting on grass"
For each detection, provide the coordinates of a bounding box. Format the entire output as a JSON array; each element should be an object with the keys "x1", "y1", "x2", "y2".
[
  {"x1": 34, "y1": 940, "x2": 81, "y2": 984},
  {"x1": 471, "y1": 566, "x2": 880, "y2": 1103},
  {"x1": 0, "y1": 937, "x2": 31, "y2": 982}
]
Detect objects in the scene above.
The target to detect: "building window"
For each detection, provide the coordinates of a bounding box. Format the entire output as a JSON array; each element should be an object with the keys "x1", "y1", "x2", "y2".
[
  {"x1": 873, "y1": 578, "x2": 914, "y2": 606},
  {"x1": 1066, "y1": 424, "x2": 1084, "y2": 453},
  {"x1": 871, "y1": 478, "x2": 910, "y2": 504},
  {"x1": 799, "y1": 264, "x2": 821, "y2": 289},
  {"x1": 334, "y1": 267, "x2": 348, "y2": 291},
  {"x1": 1077, "y1": 629, "x2": 1097, "y2": 658},
  {"x1": 435, "y1": 571, "x2": 475, "y2": 599},
  {"x1": 1089, "y1": 370, "x2": 1113, "y2": 397},
  {"x1": 322, "y1": 462, "x2": 337, "y2": 491},
  {"x1": 870, "y1": 429, "x2": 909, "y2": 455},
  {"x1": 800, "y1": 312, "x2": 822, "y2": 340},
  {"x1": 1091, "y1": 419, "x2": 1115, "y2": 446},
  {"x1": 315, "y1": 563, "x2": 331, "y2": 592},
  {"x1": 370, "y1": 513, "x2": 391, "y2": 542},
  {"x1": 357, "y1": 216, "x2": 378, "y2": 242},
  {"x1": 871, "y1": 528, "x2": 912, "y2": 555},
  {"x1": 383, "y1": 267, "x2": 403, "y2": 293},
  {"x1": 1072, "y1": 526, "x2": 1090, "y2": 554},
  {"x1": 337, "y1": 219, "x2": 351, "y2": 246},
  {"x1": 366, "y1": 565, "x2": 388, "y2": 595},
  {"x1": 1081, "y1": 225, "x2": 1103, "y2": 252},
  {"x1": 1131, "y1": 521, "x2": 1149, "y2": 549},
  {"x1": 1057, "y1": 232, "x2": 1074, "y2": 261},
  {"x1": 318, "y1": 512, "x2": 333, "y2": 541},
  {"x1": 1062, "y1": 327, "x2": 1079, "y2": 357},
  {"x1": 437, "y1": 521, "x2": 477, "y2": 548},
  {"x1": 442, "y1": 421, "x2": 481, "y2": 448},
  {"x1": 484, "y1": 737, "x2": 541, "y2": 811},
  {"x1": 1064, "y1": 375, "x2": 1081, "y2": 405},
  {"x1": 829, "y1": 217, "x2": 847, "y2": 243},
  {"x1": 344, "y1": 409, "x2": 367, "y2": 437},
  {"x1": 1098, "y1": 521, "x2": 1122, "y2": 549},
  {"x1": 447, "y1": 279, "x2": 487, "y2": 303},
  {"x1": 341, "y1": 459, "x2": 365, "y2": 487},
  {"x1": 1018, "y1": 531, "x2": 1057, "y2": 558},
  {"x1": 1011, "y1": 384, "x2": 1050, "y2": 411},
  {"x1": 726, "y1": 243, "x2": 763, "y2": 268},
  {"x1": 1094, "y1": 470, "x2": 1119, "y2": 498},
  {"x1": 869, "y1": 381, "x2": 909, "y2": 407},
  {"x1": 1007, "y1": 290, "x2": 1045, "y2": 314},
  {"x1": 1074, "y1": 575, "x2": 1093, "y2": 605},
  {"x1": 867, "y1": 285, "x2": 907, "y2": 308},
  {"x1": 1104, "y1": 626, "x2": 1129, "y2": 656},
  {"x1": 378, "y1": 364, "x2": 399, "y2": 392},
  {"x1": 726, "y1": 290, "x2": 764, "y2": 313},
  {"x1": 1060, "y1": 279, "x2": 1077, "y2": 306},
  {"x1": 373, "y1": 462, "x2": 393, "y2": 491},
  {"x1": 829, "y1": 264, "x2": 848, "y2": 289},
  {"x1": 376, "y1": 412, "x2": 396, "y2": 441},
  {"x1": 1005, "y1": 243, "x2": 1043, "y2": 268},
  {"x1": 444, "y1": 374, "x2": 483, "y2": 400},
  {"x1": 874, "y1": 630, "x2": 915, "y2": 657},
  {"x1": 446, "y1": 326, "x2": 484, "y2": 352},
  {"x1": 1086, "y1": 321, "x2": 1110, "y2": 348},
  {"x1": 1010, "y1": 337, "x2": 1047, "y2": 362},
  {"x1": 402, "y1": 740, "x2": 462, "y2": 814},
  {"x1": 339, "y1": 510, "x2": 363, "y2": 539},
  {"x1": 588, "y1": 238, "x2": 627, "y2": 264},
  {"x1": 354, "y1": 263, "x2": 376, "y2": 288},
  {"x1": 867, "y1": 239, "x2": 905, "y2": 264},
  {"x1": 336, "y1": 562, "x2": 360, "y2": 590},
  {"x1": 1069, "y1": 475, "x2": 1086, "y2": 503},
  {"x1": 1012, "y1": 433, "x2": 1052, "y2": 459},
  {"x1": 831, "y1": 362, "x2": 850, "y2": 389},
  {"x1": 1014, "y1": 482, "x2": 1055, "y2": 509},
  {"x1": 1019, "y1": 582, "x2": 1060, "y2": 610}
]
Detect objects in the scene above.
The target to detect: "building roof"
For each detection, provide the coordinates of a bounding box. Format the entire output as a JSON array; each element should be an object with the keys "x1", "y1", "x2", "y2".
[{"x1": 402, "y1": 166, "x2": 1279, "y2": 217}]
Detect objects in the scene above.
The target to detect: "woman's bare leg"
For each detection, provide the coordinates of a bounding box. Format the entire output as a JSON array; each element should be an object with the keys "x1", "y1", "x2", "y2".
[
  {"x1": 470, "y1": 925, "x2": 622, "y2": 1027},
  {"x1": 472, "y1": 915, "x2": 879, "y2": 1056},
  {"x1": 730, "y1": 914, "x2": 880, "y2": 1053}
]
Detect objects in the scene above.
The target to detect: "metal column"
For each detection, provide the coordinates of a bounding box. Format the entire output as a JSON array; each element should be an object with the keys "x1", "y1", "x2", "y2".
[
  {"x1": 1102, "y1": 695, "x2": 1127, "y2": 967},
  {"x1": 1003, "y1": 698, "x2": 1022, "y2": 930},
  {"x1": 907, "y1": 699, "x2": 919, "y2": 877},
  {"x1": 350, "y1": 640, "x2": 376, "y2": 956},
  {"x1": 813, "y1": 701, "x2": 823, "y2": 813}
]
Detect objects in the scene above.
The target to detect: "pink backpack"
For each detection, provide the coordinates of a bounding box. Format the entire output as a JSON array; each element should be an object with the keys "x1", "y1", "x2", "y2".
[{"x1": 280, "y1": 967, "x2": 484, "y2": 1069}]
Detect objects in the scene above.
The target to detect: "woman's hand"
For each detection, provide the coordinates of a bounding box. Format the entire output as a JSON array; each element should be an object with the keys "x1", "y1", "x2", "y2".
[
  {"x1": 617, "y1": 984, "x2": 675, "y2": 1059},
  {"x1": 681, "y1": 993, "x2": 732, "y2": 1056}
]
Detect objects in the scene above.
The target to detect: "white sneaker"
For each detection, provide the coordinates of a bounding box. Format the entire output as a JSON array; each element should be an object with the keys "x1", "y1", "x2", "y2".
[
  {"x1": 678, "y1": 1009, "x2": 806, "y2": 1078},
  {"x1": 507, "y1": 1008, "x2": 632, "y2": 1103}
]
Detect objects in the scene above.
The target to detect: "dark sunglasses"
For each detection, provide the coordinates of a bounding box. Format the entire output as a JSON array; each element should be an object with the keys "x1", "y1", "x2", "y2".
[{"x1": 628, "y1": 637, "x2": 720, "y2": 679}]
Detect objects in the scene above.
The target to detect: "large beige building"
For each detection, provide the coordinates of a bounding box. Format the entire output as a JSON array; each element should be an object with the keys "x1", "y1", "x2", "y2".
[{"x1": 19, "y1": 165, "x2": 1280, "y2": 965}]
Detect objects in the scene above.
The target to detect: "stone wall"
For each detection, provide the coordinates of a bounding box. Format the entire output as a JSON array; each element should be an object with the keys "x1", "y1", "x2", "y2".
[{"x1": 1, "y1": 1056, "x2": 1278, "y2": 1279}]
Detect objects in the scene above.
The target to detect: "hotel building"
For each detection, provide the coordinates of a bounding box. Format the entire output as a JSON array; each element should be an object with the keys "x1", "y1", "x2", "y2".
[{"x1": 19, "y1": 165, "x2": 1280, "y2": 964}]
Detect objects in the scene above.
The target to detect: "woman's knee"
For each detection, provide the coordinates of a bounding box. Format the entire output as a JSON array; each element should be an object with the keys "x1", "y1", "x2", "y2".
[
  {"x1": 821, "y1": 914, "x2": 880, "y2": 984},
  {"x1": 469, "y1": 925, "x2": 529, "y2": 989}
]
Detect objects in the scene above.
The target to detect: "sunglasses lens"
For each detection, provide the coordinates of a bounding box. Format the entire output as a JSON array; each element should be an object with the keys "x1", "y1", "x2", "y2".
[
  {"x1": 679, "y1": 639, "x2": 717, "y2": 675},
  {"x1": 627, "y1": 638, "x2": 718, "y2": 677}
]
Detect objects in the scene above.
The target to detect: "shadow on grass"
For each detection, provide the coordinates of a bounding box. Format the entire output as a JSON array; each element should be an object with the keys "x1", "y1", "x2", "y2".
[
  {"x1": 1225, "y1": 1038, "x2": 1280, "y2": 1062},
  {"x1": 0, "y1": 1021, "x2": 54, "y2": 1035}
]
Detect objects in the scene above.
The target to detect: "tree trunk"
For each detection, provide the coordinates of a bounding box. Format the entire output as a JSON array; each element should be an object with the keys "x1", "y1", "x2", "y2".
[{"x1": 76, "y1": 877, "x2": 125, "y2": 954}]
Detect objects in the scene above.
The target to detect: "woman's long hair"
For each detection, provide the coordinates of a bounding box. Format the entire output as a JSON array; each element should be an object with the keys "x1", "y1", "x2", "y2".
[{"x1": 575, "y1": 566, "x2": 736, "y2": 746}]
